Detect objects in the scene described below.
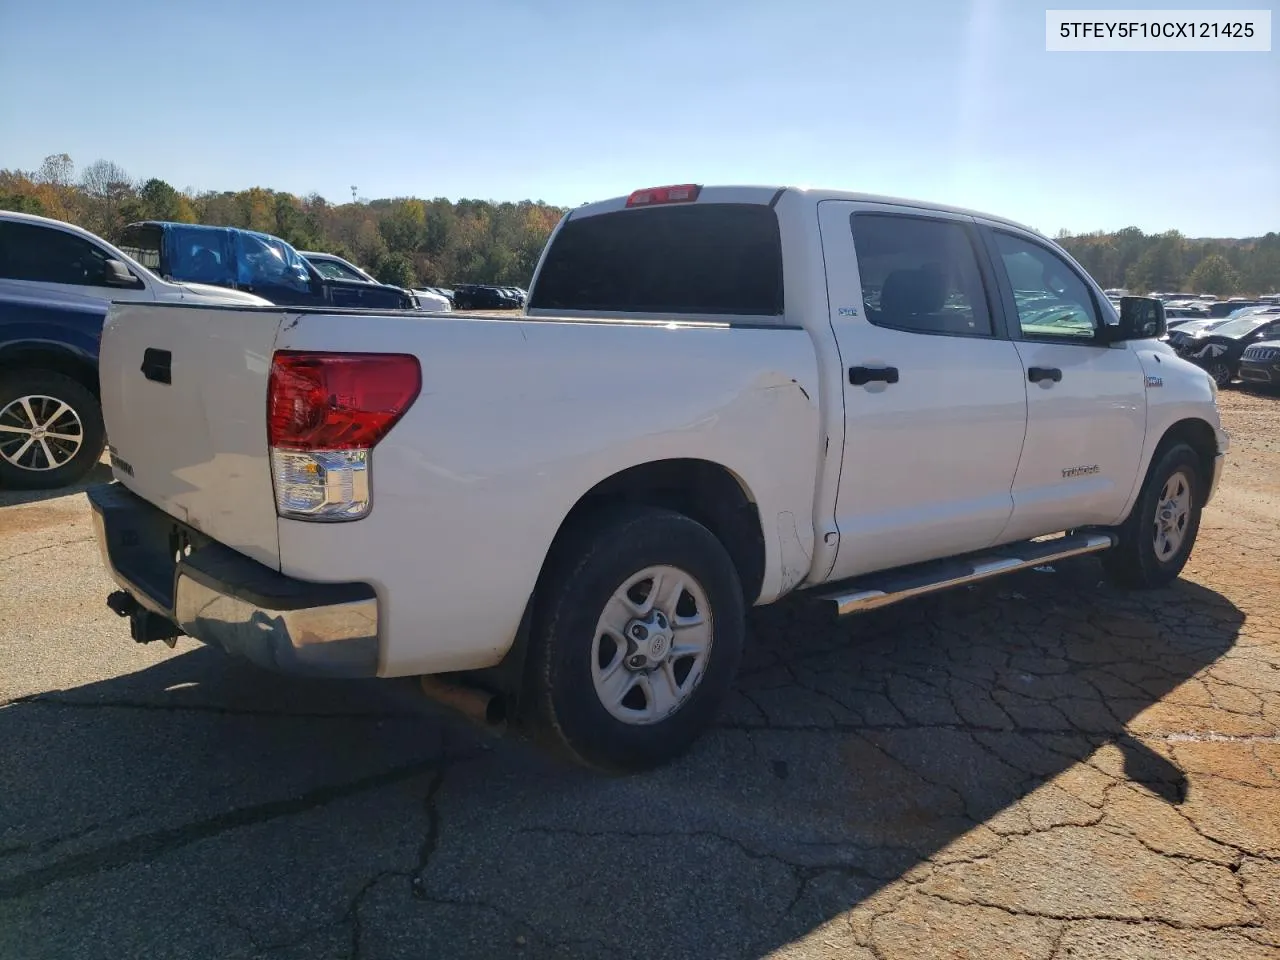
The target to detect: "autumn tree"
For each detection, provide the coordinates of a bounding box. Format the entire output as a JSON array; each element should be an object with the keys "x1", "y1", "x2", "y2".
[{"x1": 11, "y1": 154, "x2": 1271, "y2": 295}]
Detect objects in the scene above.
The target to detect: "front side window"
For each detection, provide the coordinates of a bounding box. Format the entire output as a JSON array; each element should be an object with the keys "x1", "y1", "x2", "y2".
[
  {"x1": 994, "y1": 232, "x2": 1099, "y2": 340},
  {"x1": 530, "y1": 203, "x2": 784, "y2": 316},
  {"x1": 0, "y1": 221, "x2": 113, "y2": 286},
  {"x1": 849, "y1": 214, "x2": 993, "y2": 337},
  {"x1": 310, "y1": 257, "x2": 366, "y2": 282},
  {"x1": 167, "y1": 226, "x2": 233, "y2": 285},
  {"x1": 236, "y1": 232, "x2": 311, "y2": 292}
]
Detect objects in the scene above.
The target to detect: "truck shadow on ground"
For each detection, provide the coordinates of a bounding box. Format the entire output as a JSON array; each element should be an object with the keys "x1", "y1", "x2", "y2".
[
  {"x1": 0, "y1": 462, "x2": 112, "y2": 509},
  {"x1": 0, "y1": 557, "x2": 1244, "y2": 960}
]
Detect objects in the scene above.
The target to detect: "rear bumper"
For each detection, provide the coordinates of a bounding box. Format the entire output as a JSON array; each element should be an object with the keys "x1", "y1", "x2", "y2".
[{"x1": 86, "y1": 482, "x2": 380, "y2": 678}]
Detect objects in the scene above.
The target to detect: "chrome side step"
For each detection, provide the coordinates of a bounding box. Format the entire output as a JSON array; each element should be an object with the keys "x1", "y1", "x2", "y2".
[{"x1": 817, "y1": 532, "x2": 1116, "y2": 617}]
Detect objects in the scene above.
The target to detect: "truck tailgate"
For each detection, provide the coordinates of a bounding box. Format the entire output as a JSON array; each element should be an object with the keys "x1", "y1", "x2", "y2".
[{"x1": 100, "y1": 303, "x2": 286, "y2": 569}]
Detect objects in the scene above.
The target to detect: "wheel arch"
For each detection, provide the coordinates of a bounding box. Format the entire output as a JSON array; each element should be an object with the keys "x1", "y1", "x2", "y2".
[
  {"x1": 1150, "y1": 417, "x2": 1218, "y2": 498},
  {"x1": 0, "y1": 343, "x2": 100, "y2": 398},
  {"x1": 543, "y1": 457, "x2": 767, "y2": 606}
]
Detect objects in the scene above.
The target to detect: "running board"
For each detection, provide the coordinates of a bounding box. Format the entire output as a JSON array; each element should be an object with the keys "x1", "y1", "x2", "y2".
[{"x1": 817, "y1": 532, "x2": 1116, "y2": 617}]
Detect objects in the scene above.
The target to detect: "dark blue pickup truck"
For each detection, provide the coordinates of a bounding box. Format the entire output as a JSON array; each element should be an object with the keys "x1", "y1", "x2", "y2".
[
  {"x1": 116, "y1": 221, "x2": 417, "y2": 310},
  {"x1": 0, "y1": 293, "x2": 108, "y2": 489}
]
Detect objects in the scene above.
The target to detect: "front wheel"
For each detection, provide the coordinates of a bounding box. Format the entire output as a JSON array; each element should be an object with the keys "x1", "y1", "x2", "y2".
[
  {"x1": 528, "y1": 505, "x2": 746, "y2": 773},
  {"x1": 0, "y1": 372, "x2": 105, "y2": 490},
  {"x1": 1102, "y1": 443, "x2": 1203, "y2": 589},
  {"x1": 1205, "y1": 360, "x2": 1233, "y2": 388}
]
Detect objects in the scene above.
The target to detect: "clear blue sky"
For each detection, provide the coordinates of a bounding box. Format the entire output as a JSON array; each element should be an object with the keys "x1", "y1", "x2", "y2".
[{"x1": 1, "y1": 0, "x2": 1276, "y2": 236}]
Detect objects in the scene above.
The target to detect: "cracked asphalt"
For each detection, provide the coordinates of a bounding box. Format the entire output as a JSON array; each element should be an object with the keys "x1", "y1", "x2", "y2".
[{"x1": 2, "y1": 389, "x2": 1279, "y2": 960}]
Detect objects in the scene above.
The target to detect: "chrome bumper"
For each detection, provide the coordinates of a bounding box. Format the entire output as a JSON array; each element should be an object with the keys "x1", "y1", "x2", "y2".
[{"x1": 87, "y1": 482, "x2": 380, "y2": 678}]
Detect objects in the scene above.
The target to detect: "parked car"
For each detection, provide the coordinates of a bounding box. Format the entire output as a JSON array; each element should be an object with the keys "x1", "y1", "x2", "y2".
[
  {"x1": 452, "y1": 284, "x2": 523, "y2": 309},
  {"x1": 0, "y1": 293, "x2": 109, "y2": 488},
  {"x1": 0, "y1": 211, "x2": 271, "y2": 309},
  {"x1": 1175, "y1": 312, "x2": 1280, "y2": 386},
  {"x1": 117, "y1": 222, "x2": 417, "y2": 310},
  {"x1": 0, "y1": 214, "x2": 269, "y2": 490},
  {"x1": 1207, "y1": 299, "x2": 1260, "y2": 319},
  {"x1": 85, "y1": 183, "x2": 1225, "y2": 773},
  {"x1": 300, "y1": 251, "x2": 452, "y2": 312},
  {"x1": 1239, "y1": 339, "x2": 1280, "y2": 389},
  {"x1": 1164, "y1": 317, "x2": 1232, "y2": 345},
  {"x1": 418, "y1": 287, "x2": 455, "y2": 306}
]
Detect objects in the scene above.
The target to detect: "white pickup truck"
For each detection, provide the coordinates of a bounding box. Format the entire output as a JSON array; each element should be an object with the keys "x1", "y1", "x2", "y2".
[{"x1": 87, "y1": 184, "x2": 1227, "y2": 772}]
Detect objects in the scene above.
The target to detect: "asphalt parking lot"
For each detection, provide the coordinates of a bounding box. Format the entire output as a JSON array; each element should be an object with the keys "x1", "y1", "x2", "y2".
[{"x1": 2, "y1": 389, "x2": 1278, "y2": 960}]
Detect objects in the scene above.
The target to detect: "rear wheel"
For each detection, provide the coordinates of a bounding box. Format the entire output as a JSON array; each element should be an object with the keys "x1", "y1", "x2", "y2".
[
  {"x1": 1102, "y1": 443, "x2": 1203, "y2": 589},
  {"x1": 528, "y1": 505, "x2": 746, "y2": 773},
  {"x1": 0, "y1": 372, "x2": 105, "y2": 490}
]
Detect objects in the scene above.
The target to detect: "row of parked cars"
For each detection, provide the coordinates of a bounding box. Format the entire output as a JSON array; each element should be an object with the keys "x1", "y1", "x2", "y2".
[
  {"x1": 0, "y1": 210, "x2": 528, "y2": 490},
  {"x1": 1162, "y1": 303, "x2": 1280, "y2": 387},
  {"x1": 1100, "y1": 289, "x2": 1280, "y2": 389}
]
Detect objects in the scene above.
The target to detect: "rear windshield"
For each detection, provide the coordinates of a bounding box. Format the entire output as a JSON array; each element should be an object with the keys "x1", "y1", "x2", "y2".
[
  {"x1": 529, "y1": 203, "x2": 784, "y2": 316},
  {"x1": 117, "y1": 225, "x2": 164, "y2": 271}
]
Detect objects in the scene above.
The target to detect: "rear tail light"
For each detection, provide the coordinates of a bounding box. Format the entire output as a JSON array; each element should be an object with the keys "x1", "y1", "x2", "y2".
[
  {"x1": 625, "y1": 184, "x2": 701, "y2": 208},
  {"x1": 267, "y1": 351, "x2": 421, "y2": 521}
]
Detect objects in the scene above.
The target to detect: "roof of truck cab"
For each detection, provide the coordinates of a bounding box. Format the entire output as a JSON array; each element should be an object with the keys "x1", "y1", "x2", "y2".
[{"x1": 568, "y1": 185, "x2": 1041, "y2": 236}]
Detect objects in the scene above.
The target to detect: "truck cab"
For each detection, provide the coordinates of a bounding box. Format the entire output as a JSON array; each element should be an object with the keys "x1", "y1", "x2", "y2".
[{"x1": 117, "y1": 222, "x2": 418, "y2": 311}]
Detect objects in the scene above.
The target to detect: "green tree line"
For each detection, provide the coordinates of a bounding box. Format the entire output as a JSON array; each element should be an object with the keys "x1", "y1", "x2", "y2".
[
  {"x1": 0, "y1": 154, "x2": 565, "y2": 288},
  {"x1": 2, "y1": 154, "x2": 1277, "y2": 295},
  {"x1": 1055, "y1": 227, "x2": 1280, "y2": 297}
]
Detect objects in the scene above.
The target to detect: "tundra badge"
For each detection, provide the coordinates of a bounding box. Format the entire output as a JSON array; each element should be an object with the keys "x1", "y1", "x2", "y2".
[{"x1": 1062, "y1": 465, "x2": 1099, "y2": 479}]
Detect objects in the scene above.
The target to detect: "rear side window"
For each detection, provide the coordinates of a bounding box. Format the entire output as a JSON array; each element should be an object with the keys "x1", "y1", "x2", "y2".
[
  {"x1": 849, "y1": 214, "x2": 993, "y2": 337},
  {"x1": 530, "y1": 204, "x2": 784, "y2": 316}
]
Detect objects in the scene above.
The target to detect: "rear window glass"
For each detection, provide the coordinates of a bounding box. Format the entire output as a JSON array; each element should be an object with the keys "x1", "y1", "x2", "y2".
[
  {"x1": 529, "y1": 203, "x2": 784, "y2": 316},
  {"x1": 118, "y1": 225, "x2": 163, "y2": 271}
]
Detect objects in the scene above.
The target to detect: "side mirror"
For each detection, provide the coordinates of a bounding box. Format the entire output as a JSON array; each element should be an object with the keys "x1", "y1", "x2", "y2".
[
  {"x1": 104, "y1": 259, "x2": 143, "y2": 289},
  {"x1": 1110, "y1": 296, "x2": 1166, "y2": 342}
]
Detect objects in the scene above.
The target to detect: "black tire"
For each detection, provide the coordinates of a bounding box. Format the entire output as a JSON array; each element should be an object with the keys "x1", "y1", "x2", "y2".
[
  {"x1": 1102, "y1": 443, "x2": 1203, "y2": 589},
  {"x1": 0, "y1": 371, "x2": 105, "y2": 490},
  {"x1": 528, "y1": 505, "x2": 746, "y2": 773},
  {"x1": 1205, "y1": 360, "x2": 1233, "y2": 388}
]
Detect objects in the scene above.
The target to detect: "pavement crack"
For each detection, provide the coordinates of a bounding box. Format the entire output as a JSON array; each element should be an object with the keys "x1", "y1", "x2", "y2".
[
  {"x1": 915, "y1": 888, "x2": 1263, "y2": 931},
  {"x1": 0, "y1": 756, "x2": 452, "y2": 901},
  {"x1": 0, "y1": 537, "x2": 95, "y2": 564},
  {"x1": 409, "y1": 763, "x2": 449, "y2": 901}
]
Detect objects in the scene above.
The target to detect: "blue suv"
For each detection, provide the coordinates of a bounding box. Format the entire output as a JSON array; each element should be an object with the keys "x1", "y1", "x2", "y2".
[{"x1": 117, "y1": 222, "x2": 417, "y2": 310}]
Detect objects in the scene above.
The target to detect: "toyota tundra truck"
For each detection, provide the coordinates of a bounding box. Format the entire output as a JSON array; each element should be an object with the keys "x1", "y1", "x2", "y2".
[{"x1": 85, "y1": 184, "x2": 1228, "y2": 772}]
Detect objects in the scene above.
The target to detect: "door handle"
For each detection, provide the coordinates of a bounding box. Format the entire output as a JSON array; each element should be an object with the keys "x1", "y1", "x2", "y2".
[
  {"x1": 849, "y1": 366, "x2": 899, "y2": 386},
  {"x1": 1028, "y1": 366, "x2": 1062, "y2": 384},
  {"x1": 141, "y1": 348, "x2": 172, "y2": 384}
]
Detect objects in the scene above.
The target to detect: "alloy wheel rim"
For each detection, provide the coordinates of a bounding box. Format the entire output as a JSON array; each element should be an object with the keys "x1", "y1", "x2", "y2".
[
  {"x1": 0, "y1": 394, "x2": 85, "y2": 471},
  {"x1": 1152, "y1": 469, "x2": 1193, "y2": 562},
  {"x1": 590, "y1": 564, "x2": 714, "y2": 725}
]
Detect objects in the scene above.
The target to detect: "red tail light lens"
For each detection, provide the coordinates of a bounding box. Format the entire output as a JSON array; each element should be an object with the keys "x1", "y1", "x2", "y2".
[
  {"x1": 625, "y1": 184, "x2": 701, "y2": 208},
  {"x1": 267, "y1": 351, "x2": 421, "y2": 451}
]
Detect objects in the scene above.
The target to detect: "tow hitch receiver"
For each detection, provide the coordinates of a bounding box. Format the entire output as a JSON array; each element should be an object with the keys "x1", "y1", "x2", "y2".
[{"x1": 106, "y1": 590, "x2": 183, "y2": 647}]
